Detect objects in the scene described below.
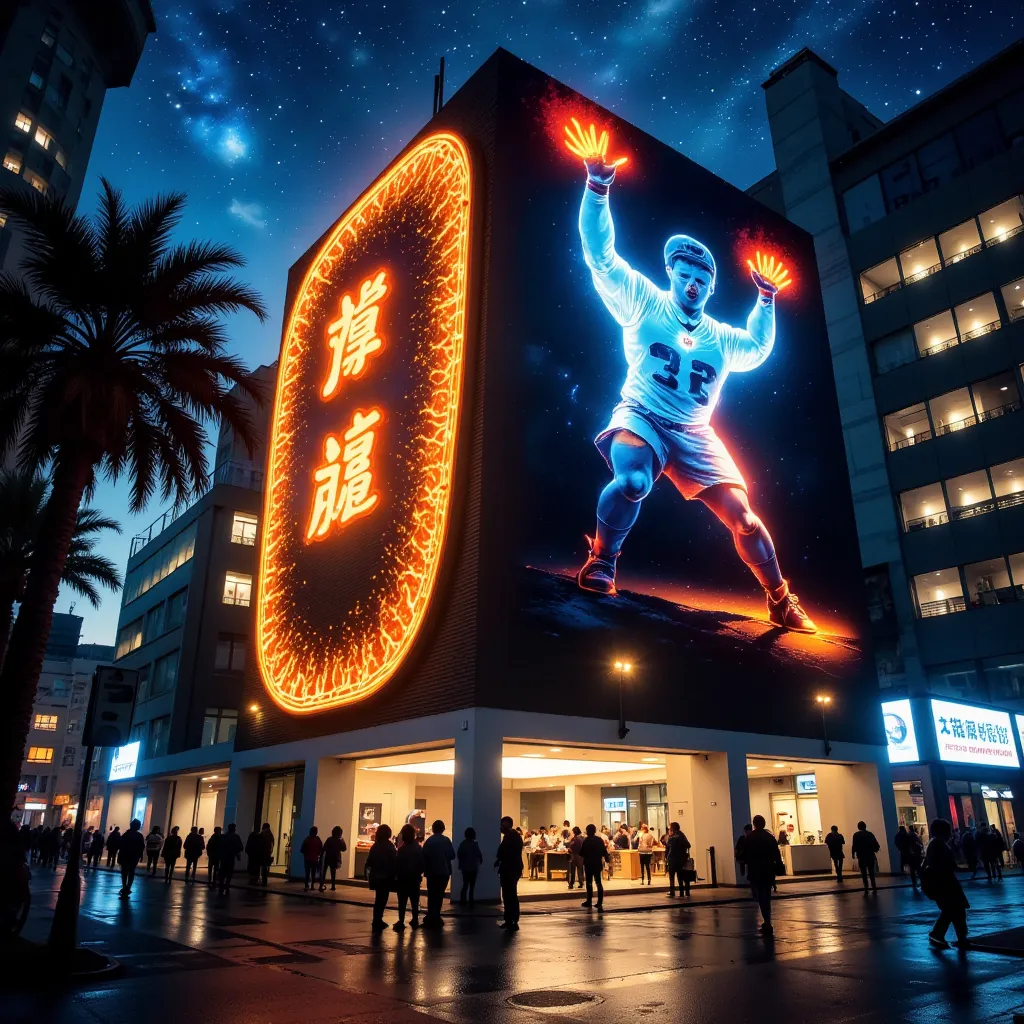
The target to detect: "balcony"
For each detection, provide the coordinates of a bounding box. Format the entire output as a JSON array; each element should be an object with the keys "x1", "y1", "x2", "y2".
[
  {"x1": 890, "y1": 429, "x2": 932, "y2": 452},
  {"x1": 919, "y1": 335, "x2": 959, "y2": 358},
  {"x1": 935, "y1": 414, "x2": 977, "y2": 437},
  {"x1": 978, "y1": 401, "x2": 1021, "y2": 423},
  {"x1": 902, "y1": 260, "x2": 942, "y2": 285},
  {"x1": 905, "y1": 510, "x2": 950, "y2": 532},
  {"x1": 919, "y1": 596, "x2": 967, "y2": 618},
  {"x1": 950, "y1": 496, "x2": 996, "y2": 522},
  {"x1": 863, "y1": 281, "x2": 902, "y2": 305},
  {"x1": 960, "y1": 319, "x2": 1001, "y2": 343}
]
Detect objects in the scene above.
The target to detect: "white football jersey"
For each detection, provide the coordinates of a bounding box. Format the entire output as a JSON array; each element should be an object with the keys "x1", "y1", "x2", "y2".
[{"x1": 580, "y1": 188, "x2": 775, "y2": 427}]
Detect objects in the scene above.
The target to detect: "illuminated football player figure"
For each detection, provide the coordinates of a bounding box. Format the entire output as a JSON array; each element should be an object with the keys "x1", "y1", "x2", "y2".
[{"x1": 565, "y1": 120, "x2": 816, "y2": 633}]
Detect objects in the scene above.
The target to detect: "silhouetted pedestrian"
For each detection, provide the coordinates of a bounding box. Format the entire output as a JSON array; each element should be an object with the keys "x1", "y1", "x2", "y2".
[
  {"x1": 117, "y1": 819, "x2": 145, "y2": 899},
  {"x1": 258, "y1": 823, "x2": 275, "y2": 885},
  {"x1": 922, "y1": 818, "x2": 968, "y2": 949},
  {"x1": 422, "y1": 819, "x2": 455, "y2": 928},
  {"x1": 981, "y1": 824, "x2": 1005, "y2": 881},
  {"x1": 245, "y1": 827, "x2": 263, "y2": 883},
  {"x1": 320, "y1": 826, "x2": 346, "y2": 891},
  {"x1": 183, "y1": 826, "x2": 204, "y2": 881},
  {"x1": 162, "y1": 826, "x2": 182, "y2": 881},
  {"x1": 851, "y1": 821, "x2": 879, "y2": 892},
  {"x1": 394, "y1": 823, "x2": 424, "y2": 930},
  {"x1": 105, "y1": 826, "x2": 121, "y2": 867},
  {"x1": 145, "y1": 825, "x2": 162, "y2": 875},
  {"x1": 735, "y1": 823, "x2": 752, "y2": 879},
  {"x1": 365, "y1": 823, "x2": 397, "y2": 932},
  {"x1": 87, "y1": 828, "x2": 104, "y2": 869},
  {"x1": 218, "y1": 823, "x2": 244, "y2": 893},
  {"x1": 664, "y1": 821, "x2": 691, "y2": 897},
  {"x1": 894, "y1": 824, "x2": 922, "y2": 888},
  {"x1": 580, "y1": 823, "x2": 611, "y2": 910},
  {"x1": 1011, "y1": 831, "x2": 1024, "y2": 870},
  {"x1": 495, "y1": 816, "x2": 524, "y2": 930},
  {"x1": 457, "y1": 827, "x2": 483, "y2": 906},
  {"x1": 960, "y1": 828, "x2": 978, "y2": 877},
  {"x1": 745, "y1": 814, "x2": 784, "y2": 936},
  {"x1": 825, "y1": 825, "x2": 845, "y2": 882},
  {"x1": 206, "y1": 825, "x2": 223, "y2": 886},
  {"x1": 566, "y1": 826, "x2": 585, "y2": 891},
  {"x1": 300, "y1": 826, "x2": 323, "y2": 891}
]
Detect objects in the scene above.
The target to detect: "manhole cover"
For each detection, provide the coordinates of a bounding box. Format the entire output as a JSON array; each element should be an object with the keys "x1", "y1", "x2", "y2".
[{"x1": 508, "y1": 991, "x2": 603, "y2": 1011}]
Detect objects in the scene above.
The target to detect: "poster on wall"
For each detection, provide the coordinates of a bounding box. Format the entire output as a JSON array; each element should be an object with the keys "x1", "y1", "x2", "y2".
[
  {"x1": 881, "y1": 699, "x2": 920, "y2": 764},
  {"x1": 358, "y1": 802, "x2": 383, "y2": 839},
  {"x1": 930, "y1": 699, "x2": 1020, "y2": 768}
]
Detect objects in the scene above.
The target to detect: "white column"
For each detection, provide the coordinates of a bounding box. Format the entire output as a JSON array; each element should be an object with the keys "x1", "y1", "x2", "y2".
[
  {"x1": 452, "y1": 708, "x2": 504, "y2": 900},
  {"x1": 223, "y1": 766, "x2": 259, "y2": 836},
  {"x1": 689, "y1": 749, "x2": 749, "y2": 885},
  {"x1": 816, "y1": 757, "x2": 897, "y2": 872}
]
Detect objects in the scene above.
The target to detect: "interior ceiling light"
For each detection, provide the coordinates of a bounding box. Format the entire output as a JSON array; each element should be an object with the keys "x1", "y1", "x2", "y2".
[{"x1": 364, "y1": 757, "x2": 666, "y2": 780}]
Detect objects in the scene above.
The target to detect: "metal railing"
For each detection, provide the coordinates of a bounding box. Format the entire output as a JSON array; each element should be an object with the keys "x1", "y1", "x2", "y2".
[
  {"x1": 950, "y1": 496, "x2": 996, "y2": 521},
  {"x1": 996, "y1": 490, "x2": 1024, "y2": 511},
  {"x1": 942, "y1": 242, "x2": 983, "y2": 266},
  {"x1": 978, "y1": 401, "x2": 1021, "y2": 423},
  {"x1": 890, "y1": 429, "x2": 932, "y2": 452},
  {"x1": 969, "y1": 586, "x2": 1018, "y2": 609},
  {"x1": 902, "y1": 260, "x2": 942, "y2": 285},
  {"x1": 1008, "y1": 304, "x2": 1024, "y2": 323},
  {"x1": 961, "y1": 319, "x2": 1001, "y2": 342},
  {"x1": 919, "y1": 596, "x2": 967, "y2": 618},
  {"x1": 986, "y1": 223, "x2": 1024, "y2": 245},
  {"x1": 862, "y1": 280, "x2": 902, "y2": 305},
  {"x1": 935, "y1": 415, "x2": 977, "y2": 437},
  {"x1": 905, "y1": 510, "x2": 949, "y2": 532},
  {"x1": 919, "y1": 336, "x2": 959, "y2": 358}
]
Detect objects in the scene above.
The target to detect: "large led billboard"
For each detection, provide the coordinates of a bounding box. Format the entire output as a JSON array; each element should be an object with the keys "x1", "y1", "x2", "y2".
[
  {"x1": 881, "y1": 699, "x2": 919, "y2": 764},
  {"x1": 930, "y1": 699, "x2": 1019, "y2": 768},
  {"x1": 108, "y1": 740, "x2": 141, "y2": 782}
]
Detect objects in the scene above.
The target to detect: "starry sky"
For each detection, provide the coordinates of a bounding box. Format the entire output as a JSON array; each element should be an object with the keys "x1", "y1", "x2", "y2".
[{"x1": 67, "y1": 0, "x2": 1017, "y2": 643}]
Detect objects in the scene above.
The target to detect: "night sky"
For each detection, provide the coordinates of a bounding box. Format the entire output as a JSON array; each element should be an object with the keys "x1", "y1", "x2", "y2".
[{"x1": 68, "y1": 0, "x2": 1017, "y2": 643}]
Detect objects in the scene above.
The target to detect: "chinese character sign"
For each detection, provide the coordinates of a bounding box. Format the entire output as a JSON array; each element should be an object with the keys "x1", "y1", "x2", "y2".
[
  {"x1": 930, "y1": 699, "x2": 1020, "y2": 768},
  {"x1": 322, "y1": 270, "x2": 389, "y2": 398}
]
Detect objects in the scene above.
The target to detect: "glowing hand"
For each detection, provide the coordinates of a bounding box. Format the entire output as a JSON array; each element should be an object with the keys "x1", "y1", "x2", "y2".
[
  {"x1": 747, "y1": 251, "x2": 791, "y2": 297},
  {"x1": 564, "y1": 118, "x2": 627, "y2": 186}
]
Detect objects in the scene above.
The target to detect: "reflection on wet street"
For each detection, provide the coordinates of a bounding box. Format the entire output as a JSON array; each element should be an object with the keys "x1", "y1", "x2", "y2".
[{"x1": 11, "y1": 867, "x2": 1024, "y2": 1024}]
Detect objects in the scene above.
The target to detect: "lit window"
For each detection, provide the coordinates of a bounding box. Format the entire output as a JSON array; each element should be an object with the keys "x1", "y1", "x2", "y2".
[
  {"x1": 1001, "y1": 277, "x2": 1024, "y2": 323},
  {"x1": 912, "y1": 568, "x2": 964, "y2": 619},
  {"x1": 24, "y1": 170, "x2": 48, "y2": 195},
  {"x1": 945, "y1": 469, "x2": 994, "y2": 521},
  {"x1": 952, "y1": 293, "x2": 1001, "y2": 342},
  {"x1": 34, "y1": 126, "x2": 53, "y2": 150},
  {"x1": 979, "y1": 195, "x2": 1024, "y2": 245},
  {"x1": 230, "y1": 511, "x2": 258, "y2": 545},
  {"x1": 912, "y1": 310, "x2": 957, "y2": 358},
  {"x1": 27, "y1": 747, "x2": 53, "y2": 763},
  {"x1": 899, "y1": 482, "x2": 947, "y2": 533},
  {"x1": 859, "y1": 257, "x2": 901, "y2": 304},
  {"x1": 938, "y1": 218, "x2": 982, "y2": 266},
  {"x1": 15, "y1": 112, "x2": 31, "y2": 133},
  {"x1": 883, "y1": 403, "x2": 931, "y2": 452},
  {"x1": 928, "y1": 387, "x2": 975, "y2": 437},
  {"x1": 115, "y1": 618, "x2": 143, "y2": 660},
  {"x1": 41, "y1": 27, "x2": 56, "y2": 47},
  {"x1": 3, "y1": 152, "x2": 22, "y2": 174},
  {"x1": 897, "y1": 238, "x2": 941, "y2": 286},
  {"x1": 33, "y1": 714, "x2": 58, "y2": 732},
  {"x1": 223, "y1": 572, "x2": 252, "y2": 607}
]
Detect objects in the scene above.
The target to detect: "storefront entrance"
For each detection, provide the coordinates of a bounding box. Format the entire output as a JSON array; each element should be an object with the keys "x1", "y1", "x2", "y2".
[{"x1": 261, "y1": 770, "x2": 301, "y2": 870}]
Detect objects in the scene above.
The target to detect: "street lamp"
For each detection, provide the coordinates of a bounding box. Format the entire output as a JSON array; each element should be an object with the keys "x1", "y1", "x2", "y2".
[
  {"x1": 816, "y1": 694, "x2": 832, "y2": 758},
  {"x1": 614, "y1": 660, "x2": 632, "y2": 740}
]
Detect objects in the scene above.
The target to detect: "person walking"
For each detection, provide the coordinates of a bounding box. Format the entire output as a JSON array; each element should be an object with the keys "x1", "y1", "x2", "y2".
[
  {"x1": 206, "y1": 825, "x2": 223, "y2": 887},
  {"x1": 896, "y1": 825, "x2": 923, "y2": 888},
  {"x1": 218, "y1": 823, "x2": 244, "y2": 894},
  {"x1": 745, "y1": 815, "x2": 784, "y2": 936},
  {"x1": 636, "y1": 823, "x2": 656, "y2": 885},
  {"x1": 183, "y1": 826, "x2": 204, "y2": 882},
  {"x1": 365, "y1": 823, "x2": 398, "y2": 932},
  {"x1": 299, "y1": 826, "x2": 323, "y2": 891},
  {"x1": 457, "y1": 827, "x2": 483, "y2": 906},
  {"x1": 851, "y1": 821, "x2": 880, "y2": 892},
  {"x1": 105, "y1": 826, "x2": 121, "y2": 868},
  {"x1": 664, "y1": 821, "x2": 691, "y2": 897},
  {"x1": 145, "y1": 825, "x2": 163, "y2": 875},
  {"x1": 567, "y1": 826, "x2": 585, "y2": 891},
  {"x1": 922, "y1": 818, "x2": 969, "y2": 949},
  {"x1": 982, "y1": 824, "x2": 1005, "y2": 881},
  {"x1": 117, "y1": 819, "x2": 146, "y2": 899},
  {"x1": 320, "y1": 826, "x2": 346, "y2": 891},
  {"x1": 394, "y1": 823, "x2": 425, "y2": 930},
  {"x1": 824, "y1": 825, "x2": 845, "y2": 883},
  {"x1": 422, "y1": 819, "x2": 456, "y2": 928},
  {"x1": 580, "y1": 823, "x2": 611, "y2": 910},
  {"x1": 162, "y1": 825, "x2": 183, "y2": 882},
  {"x1": 960, "y1": 828, "x2": 978, "y2": 877},
  {"x1": 735, "y1": 823, "x2": 752, "y2": 880},
  {"x1": 495, "y1": 815, "x2": 524, "y2": 930},
  {"x1": 1010, "y1": 830, "x2": 1024, "y2": 870},
  {"x1": 87, "y1": 827, "x2": 104, "y2": 869},
  {"x1": 245, "y1": 827, "x2": 263, "y2": 884},
  {"x1": 258, "y1": 823, "x2": 275, "y2": 886}
]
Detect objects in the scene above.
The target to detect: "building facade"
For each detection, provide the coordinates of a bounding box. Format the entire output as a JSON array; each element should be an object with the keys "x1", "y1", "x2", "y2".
[
  {"x1": 0, "y1": 0, "x2": 155, "y2": 270},
  {"x1": 750, "y1": 40, "x2": 1024, "y2": 840},
  {"x1": 14, "y1": 612, "x2": 114, "y2": 827}
]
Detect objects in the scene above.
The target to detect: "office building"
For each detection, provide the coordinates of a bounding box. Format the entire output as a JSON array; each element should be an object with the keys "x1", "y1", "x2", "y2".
[{"x1": 750, "y1": 39, "x2": 1024, "y2": 840}]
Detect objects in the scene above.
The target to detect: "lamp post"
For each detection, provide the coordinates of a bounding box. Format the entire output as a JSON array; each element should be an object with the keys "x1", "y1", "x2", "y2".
[
  {"x1": 614, "y1": 660, "x2": 632, "y2": 740},
  {"x1": 816, "y1": 694, "x2": 832, "y2": 758}
]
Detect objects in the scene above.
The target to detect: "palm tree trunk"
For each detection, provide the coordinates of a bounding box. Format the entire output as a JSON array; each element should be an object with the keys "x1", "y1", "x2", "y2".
[{"x1": 0, "y1": 453, "x2": 93, "y2": 814}]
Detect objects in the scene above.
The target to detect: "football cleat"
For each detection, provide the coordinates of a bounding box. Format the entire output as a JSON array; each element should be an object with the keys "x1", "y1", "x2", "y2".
[
  {"x1": 577, "y1": 536, "x2": 618, "y2": 595},
  {"x1": 767, "y1": 582, "x2": 817, "y2": 633}
]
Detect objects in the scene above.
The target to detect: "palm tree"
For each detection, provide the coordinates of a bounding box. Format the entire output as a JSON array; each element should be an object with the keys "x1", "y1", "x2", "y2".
[
  {"x1": 0, "y1": 180, "x2": 267, "y2": 811},
  {"x1": 0, "y1": 470, "x2": 122, "y2": 667}
]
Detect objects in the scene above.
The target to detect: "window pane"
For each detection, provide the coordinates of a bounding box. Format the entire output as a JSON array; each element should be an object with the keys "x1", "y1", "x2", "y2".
[
  {"x1": 860, "y1": 257, "x2": 901, "y2": 303},
  {"x1": 913, "y1": 310, "x2": 957, "y2": 357},
  {"x1": 971, "y1": 371, "x2": 1020, "y2": 422},
  {"x1": 1010, "y1": 552, "x2": 1024, "y2": 588},
  {"x1": 223, "y1": 572, "x2": 252, "y2": 607},
  {"x1": 953, "y1": 293, "x2": 1000, "y2": 342},
  {"x1": 843, "y1": 175, "x2": 886, "y2": 232},
  {"x1": 898, "y1": 238, "x2": 941, "y2": 285},
  {"x1": 214, "y1": 639, "x2": 232, "y2": 670},
  {"x1": 231, "y1": 512, "x2": 258, "y2": 545},
  {"x1": 33, "y1": 714, "x2": 58, "y2": 731},
  {"x1": 232, "y1": 643, "x2": 245, "y2": 672},
  {"x1": 1000, "y1": 276, "x2": 1024, "y2": 323},
  {"x1": 928, "y1": 387, "x2": 975, "y2": 436},
  {"x1": 991, "y1": 458, "x2": 1024, "y2": 507},
  {"x1": 916, "y1": 133, "x2": 961, "y2": 191},
  {"x1": 929, "y1": 662, "x2": 983, "y2": 700},
  {"x1": 872, "y1": 329, "x2": 917, "y2": 373},
  {"x1": 216, "y1": 711, "x2": 238, "y2": 744},
  {"x1": 149, "y1": 716, "x2": 170, "y2": 758},
  {"x1": 165, "y1": 587, "x2": 188, "y2": 628},
  {"x1": 954, "y1": 110, "x2": 1006, "y2": 171},
  {"x1": 880, "y1": 156, "x2": 923, "y2": 211},
  {"x1": 965, "y1": 557, "x2": 1014, "y2": 608},
  {"x1": 913, "y1": 568, "x2": 964, "y2": 618},
  {"x1": 899, "y1": 482, "x2": 946, "y2": 532},
  {"x1": 883, "y1": 403, "x2": 931, "y2": 451},
  {"x1": 984, "y1": 656, "x2": 1024, "y2": 701},
  {"x1": 201, "y1": 715, "x2": 217, "y2": 747},
  {"x1": 979, "y1": 195, "x2": 1023, "y2": 244},
  {"x1": 945, "y1": 469, "x2": 994, "y2": 520},
  {"x1": 938, "y1": 218, "x2": 982, "y2": 265}
]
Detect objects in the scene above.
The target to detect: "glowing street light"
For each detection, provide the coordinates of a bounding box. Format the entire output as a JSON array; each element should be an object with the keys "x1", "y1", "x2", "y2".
[
  {"x1": 614, "y1": 660, "x2": 632, "y2": 740},
  {"x1": 816, "y1": 694, "x2": 832, "y2": 757}
]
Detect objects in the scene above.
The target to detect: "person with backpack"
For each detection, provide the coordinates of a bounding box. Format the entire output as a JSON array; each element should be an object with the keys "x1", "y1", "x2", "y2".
[
  {"x1": 851, "y1": 820, "x2": 879, "y2": 892},
  {"x1": 745, "y1": 815, "x2": 785, "y2": 936},
  {"x1": 664, "y1": 821, "x2": 692, "y2": 897},
  {"x1": 145, "y1": 825, "x2": 163, "y2": 875},
  {"x1": 117, "y1": 819, "x2": 146, "y2": 899},
  {"x1": 299, "y1": 826, "x2": 323, "y2": 891},
  {"x1": 456, "y1": 826, "x2": 483, "y2": 906},
  {"x1": 364, "y1": 824, "x2": 398, "y2": 932},
  {"x1": 183, "y1": 826, "x2": 205, "y2": 882},
  {"x1": 320, "y1": 826, "x2": 347, "y2": 891},
  {"x1": 922, "y1": 818, "x2": 969, "y2": 949},
  {"x1": 824, "y1": 825, "x2": 845, "y2": 883},
  {"x1": 162, "y1": 826, "x2": 183, "y2": 882}
]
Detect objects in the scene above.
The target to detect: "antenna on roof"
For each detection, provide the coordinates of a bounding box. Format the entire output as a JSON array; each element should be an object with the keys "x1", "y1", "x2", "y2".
[{"x1": 432, "y1": 56, "x2": 446, "y2": 115}]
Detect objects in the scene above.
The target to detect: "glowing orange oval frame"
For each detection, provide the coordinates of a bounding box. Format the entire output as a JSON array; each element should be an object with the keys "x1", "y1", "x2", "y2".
[{"x1": 257, "y1": 132, "x2": 473, "y2": 712}]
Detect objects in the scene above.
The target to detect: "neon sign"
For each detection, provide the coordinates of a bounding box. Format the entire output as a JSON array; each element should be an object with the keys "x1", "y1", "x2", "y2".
[{"x1": 258, "y1": 132, "x2": 473, "y2": 712}]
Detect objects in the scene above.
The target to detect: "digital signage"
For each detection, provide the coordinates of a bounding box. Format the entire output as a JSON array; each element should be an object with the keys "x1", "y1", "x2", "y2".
[
  {"x1": 257, "y1": 132, "x2": 474, "y2": 713},
  {"x1": 1016, "y1": 714, "x2": 1024, "y2": 755},
  {"x1": 108, "y1": 740, "x2": 141, "y2": 782},
  {"x1": 930, "y1": 699, "x2": 1020, "y2": 768},
  {"x1": 881, "y1": 699, "x2": 919, "y2": 764},
  {"x1": 795, "y1": 774, "x2": 817, "y2": 794}
]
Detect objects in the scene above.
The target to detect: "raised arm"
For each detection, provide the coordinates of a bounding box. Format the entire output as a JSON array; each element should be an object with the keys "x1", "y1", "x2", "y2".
[{"x1": 726, "y1": 251, "x2": 791, "y2": 372}]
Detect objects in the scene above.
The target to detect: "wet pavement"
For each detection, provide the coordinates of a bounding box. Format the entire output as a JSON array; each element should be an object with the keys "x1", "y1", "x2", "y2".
[{"x1": 10, "y1": 865, "x2": 1024, "y2": 1023}]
